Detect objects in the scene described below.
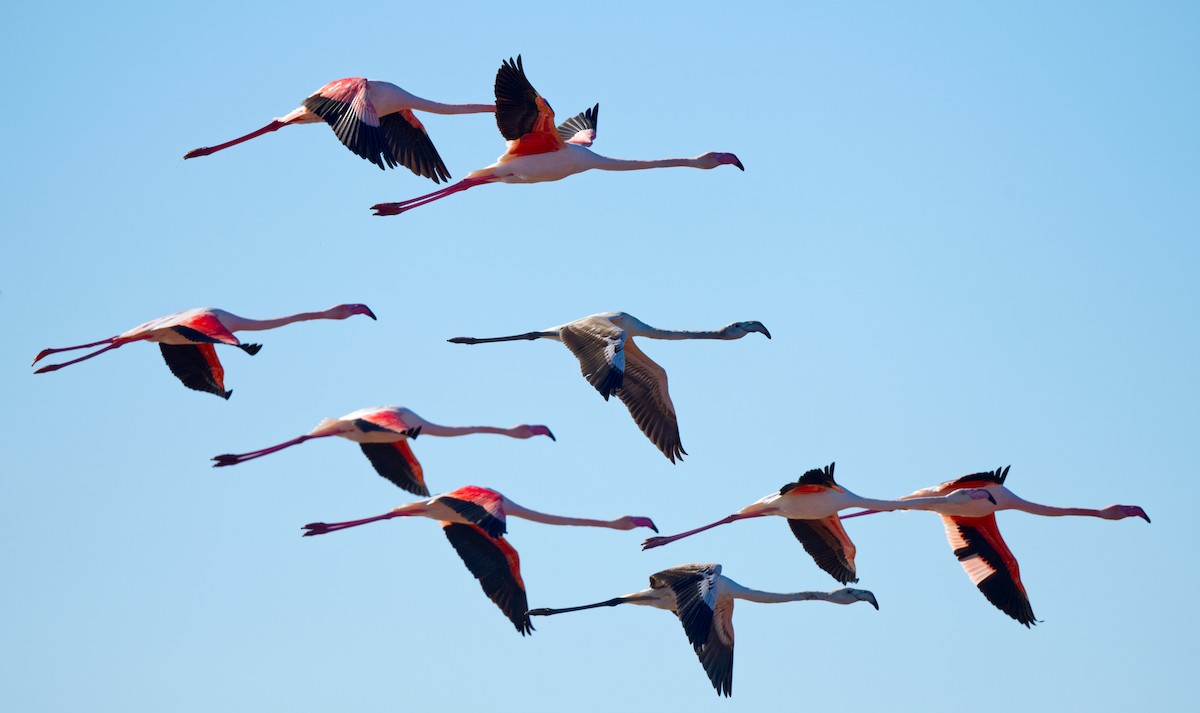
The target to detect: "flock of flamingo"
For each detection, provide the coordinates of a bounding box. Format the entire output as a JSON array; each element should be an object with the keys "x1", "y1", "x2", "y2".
[{"x1": 33, "y1": 56, "x2": 1150, "y2": 697}]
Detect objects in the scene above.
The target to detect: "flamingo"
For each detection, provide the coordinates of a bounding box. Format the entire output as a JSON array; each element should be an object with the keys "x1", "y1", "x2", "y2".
[
  {"x1": 839, "y1": 465, "x2": 1151, "y2": 626},
  {"x1": 211, "y1": 406, "x2": 554, "y2": 496},
  {"x1": 184, "y1": 78, "x2": 495, "y2": 182},
  {"x1": 447, "y1": 311, "x2": 770, "y2": 462},
  {"x1": 641, "y1": 462, "x2": 997, "y2": 583},
  {"x1": 302, "y1": 485, "x2": 658, "y2": 634},
  {"x1": 370, "y1": 55, "x2": 742, "y2": 216},
  {"x1": 31, "y1": 304, "x2": 375, "y2": 399},
  {"x1": 528, "y1": 563, "x2": 878, "y2": 696}
]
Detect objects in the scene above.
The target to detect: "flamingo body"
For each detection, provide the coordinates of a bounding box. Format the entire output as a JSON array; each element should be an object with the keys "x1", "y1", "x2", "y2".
[
  {"x1": 301, "y1": 485, "x2": 657, "y2": 634},
  {"x1": 212, "y1": 406, "x2": 554, "y2": 496},
  {"x1": 448, "y1": 311, "x2": 770, "y2": 462},
  {"x1": 842, "y1": 466, "x2": 1150, "y2": 626},
  {"x1": 371, "y1": 56, "x2": 742, "y2": 216},
  {"x1": 528, "y1": 563, "x2": 878, "y2": 696},
  {"x1": 32, "y1": 304, "x2": 374, "y2": 399},
  {"x1": 184, "y1": 77, "x2": 496, "y2": 182}
]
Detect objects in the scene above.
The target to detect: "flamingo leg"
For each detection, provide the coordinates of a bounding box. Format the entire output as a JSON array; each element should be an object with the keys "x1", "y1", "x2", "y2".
[
  {"x1": 641, "y1": 512, "x2": 767, "y2": 550},
  {"x1": 34, "y1": 341, "x2": 132, "y2": 373},
  {"x1": 184, "y1": 120, "x2": 287, "y2": 159},
  {"x1": 301, "y1": 510, "x2": 408, "y2": 536},
  {"x1": 371, "y1": 176, "x2": 493, "y2": 216},
  {"x1": 211, "y1": 434, "x2": 329, "y2": 467},
  {"x1": 32, "y1": 337, "x2": 122, "y2": 365}
]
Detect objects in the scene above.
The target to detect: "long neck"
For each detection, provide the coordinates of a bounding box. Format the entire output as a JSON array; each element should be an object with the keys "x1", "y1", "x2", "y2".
[
  {"x1": 723, "y1": 580, "x2": 840, "y2": 605},
  {"x1": 588, "y1": 156, "x2": 706, "y2": 172},
  {"x1": 840, "y1": 492, "x2": 964, "y2": 514},
  {"x1": 641, "y1": 327, "x2": 731, "y2": 341},
  {"x1": 1007, "y1": 497, "x2": 1106, "y2": 518},
  {"x1": 413, "y1": 101, "x2": 495, "y2": 115},
  {"x1": 401, "y1": 411, "x2": 525, "y2": 439},
  {"x1": 503, "y1": 500, "x2": 625, "y2": 530},
  {"x1": 223, "y1": 309, "x2": 341, "y2": 333}
]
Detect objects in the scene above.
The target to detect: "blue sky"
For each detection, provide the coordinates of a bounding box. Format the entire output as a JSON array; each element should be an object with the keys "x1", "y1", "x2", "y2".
[{"x1": 3, "y1": 2, "x2": 1197, "y2": 710}]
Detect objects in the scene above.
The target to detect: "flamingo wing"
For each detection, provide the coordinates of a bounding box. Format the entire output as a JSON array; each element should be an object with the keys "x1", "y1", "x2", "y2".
[
  {"x1": 436, "y1": 486, "x2": 507, "y2": 538},
  {"x1": 559, "y1": 318, "x2": 626, "y2": 400},
  {"x1": 379, "y1": 110, "x2": 451, "y2": 183},
  {"x1": 650, "y1": 563, "x2": 721, "y2": 651},
  {"x1": 697, "y1": 597, "x2": 735, "y2": 697},
  {"x1": 159, "y1": 344, "x2": 231, "y2": 399},
  {"x1": 556, "y1": 103, "x2": 599, "y2": 146},
  {"x1": 786, "y1": 515, "x2": 859, "y2": 584},
  {"x1": 169, "y1": 312, "x2": 241, "y2": 347},
  {"x1": 617, "y1": 338, "x2": 685, "y2": 463},
  {"x1": 494, "y1": 55, "x2": 562, "y2": 155},
  {"x1": 304, "y1": 78, "x2": 448, "y2": 181},
  {"x1": 357, "y1": 441, "x2": 428, "y2": 496},
  {"x1": 942, "y1": 514, "x2": 1036, "y2": 626},
  {"x1": 441, "y1": 523, "x2": 533, "y2": 635}
]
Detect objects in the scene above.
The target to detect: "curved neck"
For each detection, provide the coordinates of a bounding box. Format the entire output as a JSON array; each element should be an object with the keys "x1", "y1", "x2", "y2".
[
  {"x1": 503, "y1": 500, "x2": 624, "y2": 529},
  {"x1": 223, "y1": 309, "x2": 340, "y2": 333},
  {"x1": 588, "y1": 155, "x2": 705, "y2": 172}
]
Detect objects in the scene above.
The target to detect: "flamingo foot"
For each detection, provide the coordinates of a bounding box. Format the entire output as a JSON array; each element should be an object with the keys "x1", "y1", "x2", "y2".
[
  {"x1": 211, "y1": 455, "x2": 244, "y2": 467},
  {"x1": 641, "y1": 536, "x2": 672, "y2": 550}
]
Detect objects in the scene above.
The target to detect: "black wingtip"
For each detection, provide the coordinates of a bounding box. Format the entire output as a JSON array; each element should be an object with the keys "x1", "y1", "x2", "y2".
[{"x1": 222, "y1": 390, "x2": 233, "y2": 400}]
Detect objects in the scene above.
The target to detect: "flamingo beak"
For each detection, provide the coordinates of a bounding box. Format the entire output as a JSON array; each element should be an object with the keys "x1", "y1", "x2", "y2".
[
  {"x1": 734, "y1": 158, "x2": 745, "y2": 171},
  {"x1": 863, "y1": 592, "x2": 879, "y2": 610},
  {"x1": 545, "y1": 428, "x2": 556, "y2": 441},
  {"x1": 364, "y1": 307, "x2": 377, "y2": 320},
  {"x1": 759, "y1": 325, "x2": 772, "y2": 339}
]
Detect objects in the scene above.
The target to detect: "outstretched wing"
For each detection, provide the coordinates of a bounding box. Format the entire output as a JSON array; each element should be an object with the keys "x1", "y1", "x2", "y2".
[
  {"x1": 494, "y1": 55, "x2": 562, "y2": 155},
  {"x1": 168, "y1": 312, "x2": 241, "y2": 347},
  {"x1": 650, "y1": 563, "x2": 721, "y2": 651},
  {"x1": 159, "y1": 344, "x2": 231, "y2": 399},
  {"x1": 442, "y1": 523, "x2": 533, "y2": 635},
  {"x1": 617, "y1": 338, "x2": 685, "y2": 463},
  {"x1": 698, "y1": 597, "x2": 735, "y2": 697},
  {"x1": 304, "y1": 78, "x2": 449, "y2": 181},
  {"x1": 436, "y1": 486, "x2": 507, "y2": 538},
  {"x1": 556, "y1": 103, "x2": 599, "y2": 146},
  {"x1": 559, "y1": 318, "x2": 626, "y2": 400},
  {"x1": 358, "y1": 441, "x2": 428, "y2": 496},
  {"x1": 942, "y1": 514, "x2": 1036, "y2": 626},
  {"x1": 379, "y1": 110, "x2": 451, "y2": 183},
  {"x1": 787, "y1": 516, "x2": 859, "y2": 584}
]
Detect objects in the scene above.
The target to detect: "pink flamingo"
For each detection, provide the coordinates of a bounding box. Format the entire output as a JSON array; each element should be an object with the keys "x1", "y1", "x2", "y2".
[
  {"x1": 184, "y1": 78, "x2": 494, "y2": 182},
  {"x1": 840, "y1": 466, "x2": 1150, "y2": 626},
  {"x1": 302, "y1": 485, "x2": 658, "y2": 634},
  {"x1": 212, "y1": 406, "x2": 554, "y2": 496},
  {"x1": 641, "y1": 463, "x2": 996, "y2": 583},
  {"x1": 31, "y1": 304, "x2": 375, "y2": 399},
  {"x1": 371, "y1": 55, "x2": 742, "y2": 216}
]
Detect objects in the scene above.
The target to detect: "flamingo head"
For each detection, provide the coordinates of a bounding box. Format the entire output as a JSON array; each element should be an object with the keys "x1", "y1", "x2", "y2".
[
  {"x1": 619, "y1": 516, "x2": 659, "y2": 533},
  {"x1": 724, "y1": 321, "x2": 771, "y2": 339},
  {"x1": 1103, "y1": 504, "x2": 1151, "y2": 522},
  {"x1": 833, "y1": 588, "x2": 880, "y2": 610},
  {"x1": 329, "y1": 303, "x2": 377, "y2": 320},
  {"x1": 516, "y1": 425, "x2": 556, "y2": 441},
  {"x1": 700, "y1": 152, "x2": 744, "y2": 170}
]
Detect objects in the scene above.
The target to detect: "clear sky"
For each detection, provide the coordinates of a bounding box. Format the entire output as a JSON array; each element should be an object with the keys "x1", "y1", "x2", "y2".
[{"x1": 3, "y1": 2, "x2": 1197, "y2": 711}]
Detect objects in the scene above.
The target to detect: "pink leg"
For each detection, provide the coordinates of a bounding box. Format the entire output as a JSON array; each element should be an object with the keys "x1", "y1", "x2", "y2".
[
  {"x1": 640, "y1": 512, "x2": 767, "y2": 550},
  {"x1": 32, "y1": 337, "x2": 121, "y2": 365},
  {"x1": 301, "y1": 510, "x2": 409, "y2": 536},
  {"x1": 184, "y1": 120, "x2": 287, "y2": 159},
  {"x1": 371, "y1": 176, "x2": 493, "y2": 216},
  {"x1": 839, "y1": 509, "x2": 883, "y2": 520},
  {"x1": 34, "y1": 340, "x2": 134, "y2": 373},
  {"x1": 211, "y1": 433, "x2": 331, "y2": 467}
]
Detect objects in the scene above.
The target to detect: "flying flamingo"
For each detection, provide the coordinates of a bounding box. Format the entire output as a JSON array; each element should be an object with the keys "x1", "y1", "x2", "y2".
[
  {"x1": 528, "y1": 563, "x2": 878, "y2": 696},
  {"x1": 184, "y1": 78, "x2": 495, "y2": 182},
  {"x1": 641, "y1": 462, "x2": 997, "y2": 583},
  {"x1": 31, "y1": 304, "x2": 375, "y2": 399},
  {"x1": 212, "y1": 406, "x2": 554, "y2": 496},
  {"x1": 447, "y1": 311, "x2": 770, "y2": 462},
  {"x1": 370, "y1": 55, "x2": 743, "y2": 216},
  {"x1": 839, "y1": 465, "x2": 1150, "y2": 626},
  {"x1": 302, "y1": 485, "x2": 658, "y2": 634}
]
